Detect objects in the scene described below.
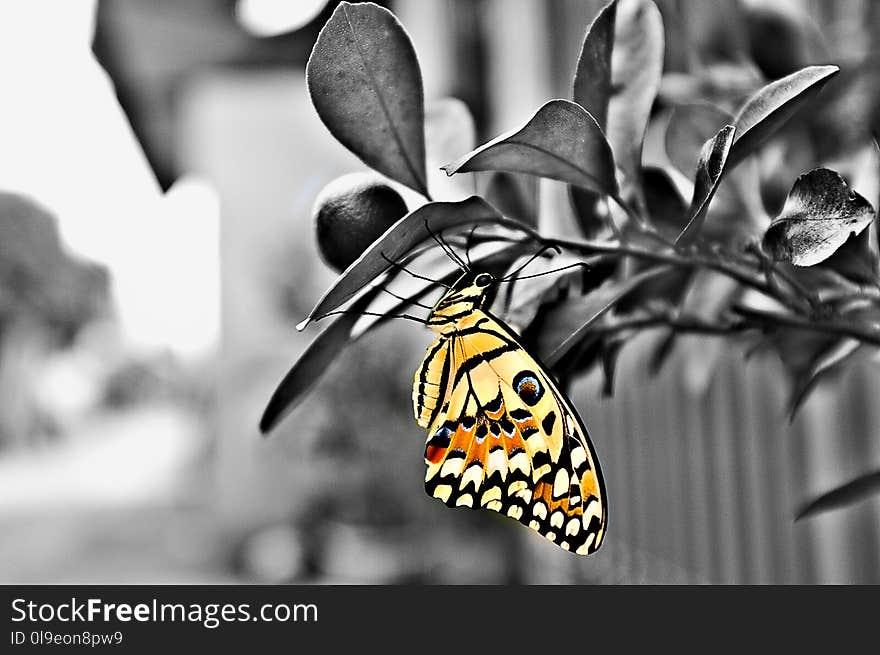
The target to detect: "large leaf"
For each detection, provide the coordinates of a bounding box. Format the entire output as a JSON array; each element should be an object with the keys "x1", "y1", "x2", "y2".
[
  {"x1": 307, "y1": 2, "x2": 428, "y2": 196},
  {"x1": 442, "y1": 100, "x2": 618, "y2": 197},
  {"x1": 298, "y1": 196, "x2": 540, "y2": 329},
  {"x1": 568, "y1": 1, "x2": 618, "y2": 239},
  {"x1": 795, "y1": 470, "x2": 880, "y2": 521},
  {"x1": 604, "y1": 0, "x2": 664, "y2": 203},
  {"x1": 728, "y1": 65, "x2": 839, "y2": 169},
  {"x1": 787, "y1": 338, "x2": 860, "y2": 420},
  {"x1": 675, "y1": 125, "x2": 736, "y2": 245},
  {"x1": 543, "y1": 265, "x2": 673, "y2": 366},
  {"x1": 762, "y1": 168, "x2": 876, "y2": 267},
  {"x1": 260, "y1": 285, "x2": 384, "y2": 434},
  {"x1": 572, "y1": 0, "x2": 617, "y2": 130}
]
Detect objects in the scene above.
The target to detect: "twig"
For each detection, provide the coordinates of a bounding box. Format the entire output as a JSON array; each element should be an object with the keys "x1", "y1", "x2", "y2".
[
  {"x1": 743, "y1": 243, "x2": 821, "y2": 312},
  {"x1": 732, "y1": 304, "x2": 880, "y2": 348},
  {"x1": 548, "y1": 236, "x2": 774, "y2": 298}
]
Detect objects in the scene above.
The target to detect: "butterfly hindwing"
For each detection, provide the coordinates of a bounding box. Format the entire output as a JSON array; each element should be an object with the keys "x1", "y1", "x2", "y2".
[
  {"x1": 418, "y1": 309, "x2": 607, "y2": 555},
  {"x1": 413, "y1": 337, "x2": 451, "y2": 429}
]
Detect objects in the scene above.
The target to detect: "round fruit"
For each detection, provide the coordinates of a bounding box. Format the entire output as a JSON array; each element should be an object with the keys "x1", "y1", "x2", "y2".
[{"x1": 313, "y1": 172, "x2": 408, "y2": 273}]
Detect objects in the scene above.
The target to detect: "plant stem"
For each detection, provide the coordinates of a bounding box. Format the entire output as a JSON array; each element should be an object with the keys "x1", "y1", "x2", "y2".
[
  {"x1": 743, "y1": 243, "x2": 821, "y2": 312},
  {"x1": 489, "y1": 230, "x2": 880, "y2": 351},
  {"x1": 732, "y1": 305, "x2": 880, "y2": 348},
  {"x1": 549, "y1": 236, "x2": 774, "y2": 298}
]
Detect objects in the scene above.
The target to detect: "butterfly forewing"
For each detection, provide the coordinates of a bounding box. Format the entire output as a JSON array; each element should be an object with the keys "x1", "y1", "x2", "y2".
[{"x1": 416, "y1": 309, "x2": 607, "y2": 555}]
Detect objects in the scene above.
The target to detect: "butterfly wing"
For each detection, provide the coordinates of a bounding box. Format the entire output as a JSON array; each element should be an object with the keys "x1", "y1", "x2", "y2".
[
  {"x1": 413, "y1": 337, "x2": 451, "y2": 429},
  {"x1": 418, "y1": 309, "x2": 607, "y2": 555}
]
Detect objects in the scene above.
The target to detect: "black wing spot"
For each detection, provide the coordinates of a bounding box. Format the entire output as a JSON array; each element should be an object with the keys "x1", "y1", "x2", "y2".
[
  {"x1": 512, "y1": 370, "x2": 544, "y2": 406},
  {"x1": 541, "y1": 411, "x2": 557, "y2": 435},
  {"x1": 428, "y1": 426, "x2": 452, "y2": 449},
  {"x1": 461, "y1": 415, "x2": 476, "y2": 430},
  {"x1": 533, "y1": 450, "x2": 551, "y2": 471},
  {"x1": 489, "y1": 422, "x2": 501, "y2": 437},
  {"x1": 475, "y1": 423, "x2": 488, "y2": 440},
  {"x1": 484, "y1": 391, "x2": 503, "y2": 413},
  {"x1": 510, "y1": 408, "x2": 531, "y2": 421}
]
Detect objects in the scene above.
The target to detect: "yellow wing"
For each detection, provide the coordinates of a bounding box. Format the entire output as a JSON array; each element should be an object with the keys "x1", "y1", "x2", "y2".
[{"x1": 414, "y1": 309, "x2": 607, "y2": 555}]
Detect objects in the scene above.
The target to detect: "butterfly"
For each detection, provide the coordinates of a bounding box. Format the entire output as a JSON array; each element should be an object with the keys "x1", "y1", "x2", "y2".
[{"x1": 413, "y1": 267, "x2": 608, "y2": 555}]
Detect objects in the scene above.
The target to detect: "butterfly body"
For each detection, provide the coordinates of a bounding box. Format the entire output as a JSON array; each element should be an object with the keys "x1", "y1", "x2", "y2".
[{"x1": 413, "y1": 271, "x2": 607, "y2": 555}]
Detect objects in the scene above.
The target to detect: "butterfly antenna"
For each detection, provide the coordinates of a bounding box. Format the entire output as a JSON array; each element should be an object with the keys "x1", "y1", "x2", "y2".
[
  {"x1": 424, "y1": 219, "x2": 468, "y2": 272},
  {"x1": 464, "y1": 225, "x2": 479, "y2": 267},
  {"x1": 502, "y1": 262, "x2": 590, "y2": 281},
  {"x1": 316, "y1": 309, "x2": 428, "y2": 324},
  {"x1": 377, "y1": 285, "x2": 434, "y2": 310},
  {"x1": 500, "y1": 243, "x2": 562, "y2": 281},
  {"x1": 381, "y1": 252, "x2": 452, "y2": 289}
]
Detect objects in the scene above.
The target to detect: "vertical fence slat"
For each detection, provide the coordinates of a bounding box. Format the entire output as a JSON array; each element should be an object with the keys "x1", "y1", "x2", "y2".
[
  {"x1": 736, "y1": 356, "x2": 772, "y2": 583},
  {"x1": 681, "y1": 360, "x2": 715, "y2": 582}
]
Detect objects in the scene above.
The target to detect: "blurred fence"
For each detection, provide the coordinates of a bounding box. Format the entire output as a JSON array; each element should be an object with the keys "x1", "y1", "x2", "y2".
[{"x1": 516, "y1": 334, "x2": 880, "y2": 584}]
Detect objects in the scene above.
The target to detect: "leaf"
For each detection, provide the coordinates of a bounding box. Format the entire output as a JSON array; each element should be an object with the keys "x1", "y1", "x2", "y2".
[
  {"x1": 675, "y1": 125, "x2": 736, "y2": 245},
  {"x1": 307, "y1": 2, "x2": 428, "y2": 196},
  {"x1": 600, "y1": 337, "x2": 626, "y2": 397},
  {"x1": 665, "y1": 103, "x2": 733, "y2": 179},
  {"x1": 572, "y1": 0, "x2": 617, "y2": 130},
  {"x1": 543, "y1": 265, "x2": 673, "y2": 366},
  {"x1": 728, "y1": 65, "x2": 839, "y2": 169},
  {"x1": 647, "y1": 329, "x2": 677, "y2": 376},
  {"x1": 568, "y1": 1, "x2": 618, "y2": 241},
  {"x1": 787, "y1": 338, "x2": 860, "y2": 420},
  {"x1": 795, "y1": 470, "x2": 880, "y2": 521},
  {"x1": 603, "y1": 0, "x2": 664, "y2": 204},
  {"x1": 642, "y1": 166, "x2": 687, "y2": 237},
  {"x1": 298, "y1": 196, "x2": 540, "y2": 329},
  {"x1": 424, "y1": 97, "x2": 476, "y2": 202},
  {"x1": 260, "y1": 285, "x2": 384, "y2": 434},
  {"x1": 819, "y1": 229, "x2": 879, "y2": 285},
  {"x1": 568, "y1": 186, "x2": 611, "y2": 239},
  {"x1": 762, "y1": 168, "x2": 876, "y2": 267},
  {"x1": 442, "y1": 100, "x2": 618, "y2": 197}
]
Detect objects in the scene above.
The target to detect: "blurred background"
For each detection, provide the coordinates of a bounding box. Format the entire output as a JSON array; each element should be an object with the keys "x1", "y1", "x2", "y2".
[{"x1": 1, "y1": 0, "x2": 879, "y2": 584}]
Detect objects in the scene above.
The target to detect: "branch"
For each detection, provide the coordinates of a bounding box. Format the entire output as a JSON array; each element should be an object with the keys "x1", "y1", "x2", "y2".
[
  {"x1": 549, "y1": 236, "x2": 775, "y2": 298},
  {"x1": 743, "y1": 242, "x2": 821, "y2": 312},
  {"x1": 732, "y1": 304, "x2": 880, "y2": 348}
]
